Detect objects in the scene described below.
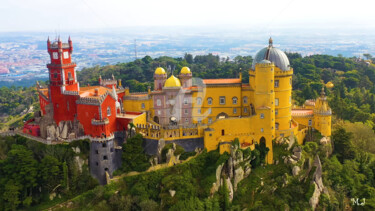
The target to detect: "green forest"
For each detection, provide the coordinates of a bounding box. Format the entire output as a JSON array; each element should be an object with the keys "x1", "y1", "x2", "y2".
[{"x1": 1, "y1": 52, "x2": 375, "y2": 210}]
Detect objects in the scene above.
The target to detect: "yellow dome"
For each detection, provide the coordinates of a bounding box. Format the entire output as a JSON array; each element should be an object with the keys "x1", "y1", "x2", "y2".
[
  {"x1": 180, "y1": 66, "x2": 191, "y2": 74},
  {"x1": 325, "y1": 81, "x2": 334, "y2": 88},
  {"x1": 155, "y1": 67, "x2": 166, "y2": 75},
  {"x1": 164, "y1": 75, "x2": 181, "y2": 87}
]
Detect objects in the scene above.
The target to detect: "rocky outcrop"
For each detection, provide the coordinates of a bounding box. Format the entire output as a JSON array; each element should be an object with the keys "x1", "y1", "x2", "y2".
[
  {"x1": 156, "y1": 139, "x2": 165, "y2": 163},
  {"x1": 292, "y1": 166, "x2": 300, "y2": 176},
  {"x1": 165, "y1": 143, "x2": 180, "y2": 166},
  {"x1": 44, "y1": 119, "x2": 84, "y2": 142},
  {"x1": 210, "y1": 144, "x2": 252, "y2": 201},
  {"x1": 309, "y1": 155, "x2": 327, "y2": 210}
]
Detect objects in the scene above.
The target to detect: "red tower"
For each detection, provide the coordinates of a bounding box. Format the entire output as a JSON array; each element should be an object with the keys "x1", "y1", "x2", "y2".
[{"x1": 47, "y1": 37, "x2": 79, "y2": 124}]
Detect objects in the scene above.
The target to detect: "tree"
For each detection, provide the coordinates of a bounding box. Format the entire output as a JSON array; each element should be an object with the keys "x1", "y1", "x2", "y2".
[
  {"x1": 39, "y1": 155, "x2": 62, "y2": 192},
  {"x1": 332, "y1": 127, "x2": 356, "y2": 162},
  {"x1": 121, "y1": 134, "x2": 150, "y2": 172},
  {"x1": 363, "y1": 53, "x2": 372, "y2": 60},
  {"x1": 2, "y1": 180, "x2": 21, "y2": 211}
]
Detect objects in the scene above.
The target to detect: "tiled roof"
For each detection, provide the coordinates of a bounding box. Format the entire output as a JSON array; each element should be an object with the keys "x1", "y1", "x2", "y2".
[
  {"x1": 79, "y1": 86, "x2": 110, "y2": 98},
  {"x1": 292, "y1": 109, "x2": 314, "y2": 116},
  {"x1": 203, "y1": 78, "x2": 241, "y2": 84}
]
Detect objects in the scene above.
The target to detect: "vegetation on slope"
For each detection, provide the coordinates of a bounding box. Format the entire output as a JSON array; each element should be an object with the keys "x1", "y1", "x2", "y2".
[{"x1": 0, "y1": 136, "x2": 98, "y2": 211}]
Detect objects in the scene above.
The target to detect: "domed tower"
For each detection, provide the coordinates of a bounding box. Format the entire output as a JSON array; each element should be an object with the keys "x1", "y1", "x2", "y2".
[
  {"x1": 179, "y1": 67, "x2": 192, "y2": 88},
  {"x1": 313, "y1": 88, "x2": 332, "y2": 137},
  {"x1": 253, "y1": 59, "x2": 275, "y2": 164},
  {"x1": 154, "y1": 67, "x2": 167, "y2": 90},
  {"x1": 251, "y1": 38, "x2": 293, "y2": 138}
]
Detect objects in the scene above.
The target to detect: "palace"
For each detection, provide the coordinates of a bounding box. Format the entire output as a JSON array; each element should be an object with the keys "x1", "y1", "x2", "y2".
[
  {"x1": 123, "y1": 38, "x2": 332, "y2": 164},
  {"x1": 26, "y1": 37, "x2": 331, "y2": 184}
]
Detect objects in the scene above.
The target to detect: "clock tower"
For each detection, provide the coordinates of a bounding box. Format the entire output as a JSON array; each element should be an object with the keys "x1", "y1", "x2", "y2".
[{"x1": 46, "y1": 36, "x2": 80, "y2": 124}]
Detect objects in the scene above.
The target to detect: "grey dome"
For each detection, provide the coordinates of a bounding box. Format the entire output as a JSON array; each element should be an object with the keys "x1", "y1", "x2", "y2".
[{"x1": 251, "y1": 39, "x2": 290, "y2": 71}]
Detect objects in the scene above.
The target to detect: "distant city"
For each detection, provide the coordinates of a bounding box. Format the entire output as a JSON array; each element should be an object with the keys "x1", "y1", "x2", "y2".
[{"x1": 1, "y1": 26, "x2": 375, "y2": 87}]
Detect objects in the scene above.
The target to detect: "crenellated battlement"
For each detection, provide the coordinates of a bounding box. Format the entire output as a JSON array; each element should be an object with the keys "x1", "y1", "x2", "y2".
[{"x1": 63, "y1": 90, "x2": 79, "y2": 95}]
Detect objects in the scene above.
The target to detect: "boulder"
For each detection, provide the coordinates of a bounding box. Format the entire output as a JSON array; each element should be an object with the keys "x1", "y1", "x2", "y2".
[
  {"x1": 234, "y1": 167, "x2": 244, "y2": 191},
  {"x1": 226, "y1": 177, "x2": 234, "y2": 202},
  {"x1": 291, "y1": 155, "x2": 298, "y2": 160},
  {"x1": 287, "y1": 136, "x2": 295, "y2": 150},
  {"x1": 228, "y1": 157, "x2": 233, "y2": 179},
  {"x1": 292, "y1": 166, "x2": 300, "y2": 176},
  {"x1": 169, "y1": 190, "x2": 176, "y2": 197},
  {"x1": 288, "y1": 158, "x2": 297, "y2": 164},
  {"x1": 320, "y1": 137, "x2": 329, "y2": 145}
]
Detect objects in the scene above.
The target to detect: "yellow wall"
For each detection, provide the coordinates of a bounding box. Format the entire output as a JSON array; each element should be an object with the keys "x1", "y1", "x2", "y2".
[
  {"x1": 192, "y1": 86, "x2": 243, "y2": 124},
  {"x1": 314, "y1": 115, "x2": 331, "y2": 137},
  {"x1": 274, "y1": 67, "x2": 293, "y2": 134},
  {"x1": 123, "y1": 98, "x2": 152, "y2": 115},
  {"x1": 132, "y1": 112, "x2": 147, "y2": 126}
]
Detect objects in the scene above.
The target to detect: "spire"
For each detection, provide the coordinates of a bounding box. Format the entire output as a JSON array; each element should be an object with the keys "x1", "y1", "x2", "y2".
[
  {"x1": 112, "y1": 74, "x2": 115, "y2": 80},
  {"x1": 112, "y1": 85, "x2": 118, "y2": 101},
  {"x1": 268, "y1": 37, "x2": 273, "y2": 47},
  {"x1": 47, "y1": 36, "x2": 50, "y2": 43},
  {"x1": 58, "y1": 35, "x2": 61, "y2": 42},
  {"x1": 320, "y1": 87, "x2": 326, "y2": 97},
  {"x1": 68, "y1": 35, "x2": 71, "y2": 42}
]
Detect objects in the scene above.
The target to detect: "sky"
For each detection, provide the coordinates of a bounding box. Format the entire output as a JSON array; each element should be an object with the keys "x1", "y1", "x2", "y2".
[{"x1": 0, "y1": 0, "x2": 374, "y2": 33}]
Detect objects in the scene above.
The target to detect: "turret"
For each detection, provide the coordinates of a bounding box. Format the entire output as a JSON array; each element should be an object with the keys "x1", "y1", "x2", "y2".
[
  {"x1": 57, "y1": 36, "x2": 62, "y2": 49},
  {"x1": 99, "y1": 75, "x2": 102, "y2": 85},
  {"x1": 47, "y1": 37, "x2": 51, "y2": 51},
  {"x1": 68, "y1": 36, "x2": 73, "y2": 53},
  {"x1": 154, "y1": 67, "x2": 167, "y2": 90},
  {"x1": 313, "y1": 87, "x2": 332, "y2": 137},
  {"x1": 179, "y1": 66, "x2": 192, "y2": 88}
]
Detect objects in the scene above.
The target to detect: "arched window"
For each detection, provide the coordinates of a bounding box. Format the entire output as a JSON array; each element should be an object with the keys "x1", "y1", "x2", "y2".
[
  {"x1": 197, "y1": 97, "x2": 202, "y2": 105},
  {"x1": 141, "y1": 103, "x2": 145, "y2": 109},
  {"x1": 107, "y1": 106, "x2": 111, "y2": 116},
  {"x1": 243, "y1": 96, "x2": 248, "y2": 104},
  {"x1": 275, "y1": 122, "x2": 279, "y2": 130},
  {"x1": 207, "y1": 97, "x2": 213, "y2": 105},
  {"x1": 232, "y1": 97, "x2": 238, "y2": 105}
]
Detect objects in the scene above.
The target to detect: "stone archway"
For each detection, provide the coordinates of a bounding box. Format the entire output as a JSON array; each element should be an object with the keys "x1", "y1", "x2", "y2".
[
  {"x1": 259, "y1": 136, "x2": 266, "y2": 147},
  {"x1": 153, "y1": 116, "x2": 159, "y2": 124},
  {"x1": 216, "y1": 112, "x2": 229, "y2": 120}
]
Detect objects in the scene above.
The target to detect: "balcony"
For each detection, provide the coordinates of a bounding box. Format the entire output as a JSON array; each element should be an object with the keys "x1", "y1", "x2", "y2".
[{"x1": 91, "y1": 118, "x2": 109, "y2": 126}]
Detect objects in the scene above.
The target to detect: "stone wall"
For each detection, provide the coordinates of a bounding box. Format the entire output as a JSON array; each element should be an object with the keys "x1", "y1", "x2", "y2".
[
  {"x1": 143, "y1": 137, "x2": 204, "y2": 155},
  {"x1": 89, "y1": 138, "x2": 122, "y2": 185}
]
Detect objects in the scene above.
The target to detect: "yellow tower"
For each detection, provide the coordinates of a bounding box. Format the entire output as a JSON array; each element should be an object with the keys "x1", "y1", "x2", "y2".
[
  {"x1": 313, "y1": 88, "x2": 332, "y2": 137},
  {"x1": 254, "y1": 59, "x2": 275, "y2": 164}
]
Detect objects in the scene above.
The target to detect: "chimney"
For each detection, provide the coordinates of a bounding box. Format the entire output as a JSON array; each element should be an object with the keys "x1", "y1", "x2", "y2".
[{"x1": 94, "y1": 88, "x2": 99, "y2": 96}]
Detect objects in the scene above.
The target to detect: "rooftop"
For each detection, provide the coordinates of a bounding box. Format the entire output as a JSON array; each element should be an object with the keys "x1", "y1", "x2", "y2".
[{"x1": 202, "y1": 78, "x2": 241, "y2": 84}]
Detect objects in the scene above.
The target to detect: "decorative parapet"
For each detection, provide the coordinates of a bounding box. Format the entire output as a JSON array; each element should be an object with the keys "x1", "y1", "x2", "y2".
[
  {"x1": 76, "y1": 97, "x2": 101, "y2": 106},
  {"x1": 124, "y1": 95, "x2": 150, "y2": 101},
  {"x1": 89, "y1": 133, "x2": 115, "y2": 142},
  {"x1": 100, "y1": 79, "x2": 117, "y2": 86},
  {"x1": 63, "y1": 90, "x2": 79, "y2": 95},
  {"x1": 91, "y1": 118, "x2": 109, "y2": 125},
  {"x1": 313, "y1": 108, "x2": 332, "y2": 116},
  {"x1": 274, "y1": 69, "x2": 293, "y2": 76},
  {"x1": 47, "y1": 62, "x2": 76, "y2": 69}
]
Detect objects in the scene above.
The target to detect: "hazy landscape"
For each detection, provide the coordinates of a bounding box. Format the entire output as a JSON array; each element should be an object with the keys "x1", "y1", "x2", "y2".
[{"x1": 1, "y1": 26, "x2": 375, "y2": 87}]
